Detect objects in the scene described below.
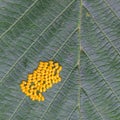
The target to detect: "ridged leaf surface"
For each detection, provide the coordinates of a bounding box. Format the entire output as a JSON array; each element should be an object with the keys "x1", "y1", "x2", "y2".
[{"x1": 0, "y1": 0, "x2": 120, "y2": 120}]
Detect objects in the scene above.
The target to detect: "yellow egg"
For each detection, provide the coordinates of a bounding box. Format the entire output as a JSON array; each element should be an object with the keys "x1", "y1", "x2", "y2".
[{"x1": 20, "y1": 60, "x2": 62, "y2": 102}]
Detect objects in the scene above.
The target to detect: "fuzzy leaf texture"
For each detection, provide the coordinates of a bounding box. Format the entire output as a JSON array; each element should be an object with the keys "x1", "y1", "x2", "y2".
[{"x1": 0, "y1": 0, "x2": 120, "y2": 120}]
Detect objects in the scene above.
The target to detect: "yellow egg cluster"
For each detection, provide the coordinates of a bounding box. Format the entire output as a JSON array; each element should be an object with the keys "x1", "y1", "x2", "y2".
[{"x1": 20, "y1": 60, "x2": 62, "y2": 101}]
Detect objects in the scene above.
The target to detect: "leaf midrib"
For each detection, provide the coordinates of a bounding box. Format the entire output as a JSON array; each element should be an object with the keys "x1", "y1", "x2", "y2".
[
  {"x1": 2, "y1": 0, "x2": 119, "y2": 120},
  {"x1": 77, "y1": 0, "x2": 82, "y2": 120}
]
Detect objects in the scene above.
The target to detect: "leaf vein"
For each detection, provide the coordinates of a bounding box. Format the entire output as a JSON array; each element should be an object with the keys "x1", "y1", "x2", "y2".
[
  {"x1": 7, "y1": 27, "x2": 77, "y2": 120},
  {"x1": 8, "y1": 96, "x2": 26, "y2": 120},
  {"x1": 0, "y1": 0, "x2": 39, "y2": 41},
  {"x1": 0, "y1": 0, "x2": 75, "y2": 84},
  {"x1": 66, "y1": 105, "x2": 78, "y2": 120},
  {"x1": 82, "y1": 88, "x2": 105, "y2": 120},
  {"x1": 39, "y1": 64, "x2": 77, "y2": 120},
  {"x1": 83, "y1": 5, "x2": 120, "y2": 57},
  {"x1": 50, "y1": 27, "x2": 78, "y2": 59},
  {"x1": 83, "y1": 48, "x2": 120, "y2": 103},
  {"x1": 103, "y1": 0, "x2": 120, "y2": 20}
]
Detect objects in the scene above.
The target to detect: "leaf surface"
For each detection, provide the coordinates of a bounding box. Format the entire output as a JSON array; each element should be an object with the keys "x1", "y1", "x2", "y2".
[{"x1": 0, "y1": 0, "x2": 120, "y2": 120}]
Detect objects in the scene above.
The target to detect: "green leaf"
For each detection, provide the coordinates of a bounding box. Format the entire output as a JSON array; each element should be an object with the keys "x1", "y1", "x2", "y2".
[{"x1": 0, "y1": 0, "x2": 120, "y2": 120}]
